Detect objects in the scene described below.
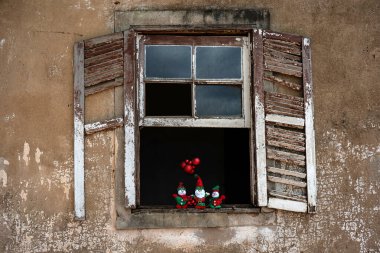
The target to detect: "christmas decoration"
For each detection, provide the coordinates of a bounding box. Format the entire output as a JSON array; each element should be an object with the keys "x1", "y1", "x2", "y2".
[
  {"x1": 180, "y1": 157, "x2": 201, "y2": 174},
  {"x1": 208, "y1": 185, "x2": 226, "y2": 209},
  {"x1": 192, "y1": 175, "x2": 209, "y2": 209},
  {"x1": 172, "y1": 182, "x2": 192, "y2": 209}
]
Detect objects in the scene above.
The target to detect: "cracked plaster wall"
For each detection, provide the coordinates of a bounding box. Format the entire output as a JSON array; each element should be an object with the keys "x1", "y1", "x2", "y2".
[{"x1": 0, "y1": 0, "x2": 379, "y2": 252}]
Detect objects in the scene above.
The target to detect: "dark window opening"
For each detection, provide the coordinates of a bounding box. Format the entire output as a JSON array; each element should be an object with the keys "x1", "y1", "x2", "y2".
[
  {"x1": 140, "y1": 127, "x2": 251, "y2": 206},
  {"x1": 145, "y1": 83, "x2": 192, "y2": 116}
]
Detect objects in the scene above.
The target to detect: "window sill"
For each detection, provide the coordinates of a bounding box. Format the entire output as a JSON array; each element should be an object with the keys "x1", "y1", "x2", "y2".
[
  {"x1": 115, "y1": 204, "x2": 273, "y2": 229},
  {"x1": 132, "y1": 205, "x2": 260, "y2": 214}
]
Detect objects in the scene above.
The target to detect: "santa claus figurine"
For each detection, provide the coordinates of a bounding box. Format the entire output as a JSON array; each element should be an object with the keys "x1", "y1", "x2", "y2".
[
  {"x1": 192, "y1": 175, "x2": 209, "y2": 209},
  {"x1": 208, "y1": 185, "x2": 226, "y2": 209},
  {"x1": 172, "y1": 182, "x2": 191, "y2": 209}
]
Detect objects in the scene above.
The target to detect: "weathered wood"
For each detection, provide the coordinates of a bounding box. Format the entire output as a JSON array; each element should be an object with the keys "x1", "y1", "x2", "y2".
[
  {"x1": 267, "y1": 139, "x2": 305, "y2": 152},
  {"x1": 267, "y1": 148, "x2": 306, "y2": 167},
  {"x1": 124, "y1": 30, "x2": 136, "y2": 208},
  {"x1": 263, "y1": 30, "x2": 303, "y2": 44},
  {"x1": 265, "y1": 64, "x2": 303, "y2": 77},
  {"x1": 264, "y1": 58, "x2": 303, "y2": 73},
  {"x1": 84, "y1": 117, "x2": 124, "y2": 135},
  {"x1": 264, "y1": 47, "x2": 302, "y2": 62},
  {"x1": 267, "y1": 197, "x2": 307, "y2": 213},
  {"x1": 85, "y1": 62, "x2": 123, "y2": 77},
  {"x1": 269, "y1": 191, "x2": 307, "y2": 203},
  {"x1": 268, "y1": 175, "x2": 306, "y2": 188},
  {"x1": 266, "y1": 126, "x2": 305, "y2": 140},
  {"x1": 85, "y1": 57, "x2": 123, "y2": 73},
  {"x1": 85, "y1": 68, "x2": 124, "y2": 87},
  {"x1": 267, "y1": 92, "x2": 303, "y2": 103},
  {"x1": 267, "y1": 166, "x2": 306, "y2": 179},
  {"x1": 73, "y1": 41, "x2": 85, "y2": 220},
  {"x1": 267, "y1": 134, "x2": 305, "y2": 148},
  {"x1": 266, "y1": 93, "x2": 304, "y2": 111},
  {"x1": 303, "y1": 37, "x2": 317, "y2": 213},
  {"x1": 133, "y1": 205, "x2": 260, "y2": 214},
  {"x1": 264, "y1": 41, "x2": 302, "y2": 56},
  {"x1": 141, "y1": 118, "x2": 248, "y2": 128},
  {"x1": 253, "y1": 29, "x2": 268, "y2": 207},
  {"x1": 264, "y1": 54, "x2": 302, "y2": 67},
  {"x1": 84, "y1": 78, "x2": 123, "y2": 96},
  {"x1": 266, "y1": 127, "x2": 305, "y2": 149},
  {"x1": 84, "y1": 39, "x2": 123, "y2": 58},
  {"x1": 84, "y1": 32, "x2": 123, "y2": 49},
  {"x1": 264, "y1": 38, "x2": 301, "y2": 48},
  {"x1": 84, "y1": 49, "x2": 123, "y2": 67},
  {"x1": 266, "y1": 114, "x2": 305, "y2": 127},
  {"x1": 265, "y1": 104, "x2": 304, "y2": 118}
]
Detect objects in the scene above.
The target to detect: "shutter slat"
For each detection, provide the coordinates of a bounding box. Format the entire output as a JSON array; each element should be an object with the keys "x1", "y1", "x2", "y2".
[
  {"x1": 84, "y1": 33, "x2": 123, "y2": 87},
  {"x1": 254, "y1": 29, "x2": 316, "y2": 213}
]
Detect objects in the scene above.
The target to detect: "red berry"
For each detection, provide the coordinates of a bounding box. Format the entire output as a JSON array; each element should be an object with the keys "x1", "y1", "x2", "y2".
[
  {"x1": 192, "y1": 158, "x2": 200, "y2": 165},
  {"x1": 181, "y1": 162, "x2": 186, "y2": 168},
  {"x1": 188, "y1": 161, "x2": 192, "y2": 165},
  {"x1": 185, "y1": 160, "x2": 189, "y2": 163},
  {"x1": 184, "y1": 165, "x2": 193, "y2": 174}
]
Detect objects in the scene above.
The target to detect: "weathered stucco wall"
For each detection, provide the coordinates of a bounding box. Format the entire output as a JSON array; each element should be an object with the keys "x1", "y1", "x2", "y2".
[{"x1": 0, "y1": 0, "x2": 379, "y2": 252}]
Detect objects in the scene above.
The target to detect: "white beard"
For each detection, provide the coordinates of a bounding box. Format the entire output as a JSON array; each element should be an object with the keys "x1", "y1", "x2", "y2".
[
  {"x1": 212, "y1": 191, "x2": 219, "y2": 198},
  {"x1": 195, "y1": 189, "x2": 205, "y2": 198},
  {"x1": 178, "y1": 189, "x2": 186, "y2": 196}
]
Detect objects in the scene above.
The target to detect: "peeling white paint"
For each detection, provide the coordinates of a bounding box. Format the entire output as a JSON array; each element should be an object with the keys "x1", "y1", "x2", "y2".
[
  {"x1": 3, "y1": 113, "x2": 15, "y2": 121},
  {"x1": 0, "y1": 170, "x2": 7, "y2": 187},
  {"x1": 20, "y1": 189, "x2": 28, "y2": 201},
  {"x1": 4, "y1": 159, "x2": 9, "y2": 165},
  {"x1": 23, "y1": 142, "x2": 30, "y2": 166},
  {"x1": 0, "y1": 38, "x2": 5, "y2": 49},
  {"x1": 35, "y1": 147, "x2": 43, "y2": 170}
]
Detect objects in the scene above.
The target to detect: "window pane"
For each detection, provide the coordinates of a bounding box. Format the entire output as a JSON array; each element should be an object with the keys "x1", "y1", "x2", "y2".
[
  {"x1": 145, "y1": 45, "x2": 191, "y2": 78},
  {"x1": 196, "y1": 47, "x2": 241, "y2": 79},
  {"x1": 195, "y1": 85, "x2": 242, "y2": 117},
  {"x1": 145, "y1": 83, "x2": 192, "y2": 116},
  {"x1": 140, "y1": 127, "x2": 251, "y2": 205}
]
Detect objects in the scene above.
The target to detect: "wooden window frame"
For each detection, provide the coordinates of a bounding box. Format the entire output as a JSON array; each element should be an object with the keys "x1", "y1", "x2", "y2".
[{"x1": 125, "y1": 27, "x2": 258, "y2": 211}]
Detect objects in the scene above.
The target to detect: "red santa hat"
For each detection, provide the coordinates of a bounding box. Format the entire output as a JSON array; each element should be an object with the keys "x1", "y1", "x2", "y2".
[
  {"x1": 194, "y1": 175, "x2": 204, "y2": 190},
  {"x1": 177, "y1": 182, "x2": 186, "y2": 191}
]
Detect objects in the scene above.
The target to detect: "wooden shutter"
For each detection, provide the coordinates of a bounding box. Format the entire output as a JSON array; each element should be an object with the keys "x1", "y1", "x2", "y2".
[
  {"x1": 73, "y1": 31, "x2": 136, "y2": 220},
  {"x1": 253, "y1": 29, "x2": 316, "y2": 213}
]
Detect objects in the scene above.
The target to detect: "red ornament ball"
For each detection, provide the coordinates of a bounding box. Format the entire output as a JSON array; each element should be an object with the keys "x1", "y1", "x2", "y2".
[{"x1": 192, "y1": 157, "x2": 201, "y2": 166}]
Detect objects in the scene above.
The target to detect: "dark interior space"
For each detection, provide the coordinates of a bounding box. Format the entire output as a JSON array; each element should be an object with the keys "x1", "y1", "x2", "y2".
[
  {"x1": 145, "y1": 83, "x2": 192, "y2": 116},
  {"x1": 139, "y1": 127, "x2": 251, "y2": 206}
]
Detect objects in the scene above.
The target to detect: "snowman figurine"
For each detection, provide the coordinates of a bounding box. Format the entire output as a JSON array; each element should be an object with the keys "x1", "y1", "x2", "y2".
[
  {"x1": 172, "y1": 182, "x2": 191, "y2": 209},
  {"x1": 193, "y1": 175, "x2": 209, "y2": 209},
  {"x1": 208, "y1": 185, "x2": 226, "y2": 209}
]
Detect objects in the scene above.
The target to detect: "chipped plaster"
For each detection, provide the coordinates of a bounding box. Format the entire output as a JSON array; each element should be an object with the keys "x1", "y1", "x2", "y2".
[{"x1": 0, "y1": 0, "x2": 379, "y2": 252}]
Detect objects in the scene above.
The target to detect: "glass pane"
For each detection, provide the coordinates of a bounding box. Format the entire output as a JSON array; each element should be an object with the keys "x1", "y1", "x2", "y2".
[
  {"x1": 145, "y1": 83, "x2": 192, "y2": 116},
  {"x1": 196, "y1": 47, "x2": 241, "y2": 79},
  {"x1": 195, "y1": 85, "x2": 242, "y2": 117},
  {"x1": 145, "y1": 45, "x2": 191, "y2": 79}
]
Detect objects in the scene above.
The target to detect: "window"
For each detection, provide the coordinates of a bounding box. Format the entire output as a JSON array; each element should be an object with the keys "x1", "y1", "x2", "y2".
[
  {"x1": 73, "y1": 26, "x2": 316, "y2": 228},
  {"x1": 137, "y1": 34, "x2": 252, "y2": 207}
]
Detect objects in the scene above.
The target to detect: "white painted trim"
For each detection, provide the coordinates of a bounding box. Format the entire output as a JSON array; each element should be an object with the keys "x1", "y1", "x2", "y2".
[
  {"x1": 268, "y1": 197, "x2": 307, "y2": 213},
  {"x1": 124, "y1": 30, "x2": 136, "y2": 208},
  {"x1": 303, "y1": 37, "x2": 317, "y2": 212},
  {"x1": 84, "y1": 117, "x2": 123, "y2": 134},
  {"x1": 140, "y1": 118, "x2": 247, "y2": 128},
  {"x1": 265, "y1": 114, "x2": 305, "y2": 127},
  {"x1": 242, "y1": 36, "x2": 251, "y2": 128},
  {"x1": 253, "y1": 29, "x2": 267, "y2": 207},
  {"x1": 73, "y1": 42, "x2": 85, "y2": 220}
]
